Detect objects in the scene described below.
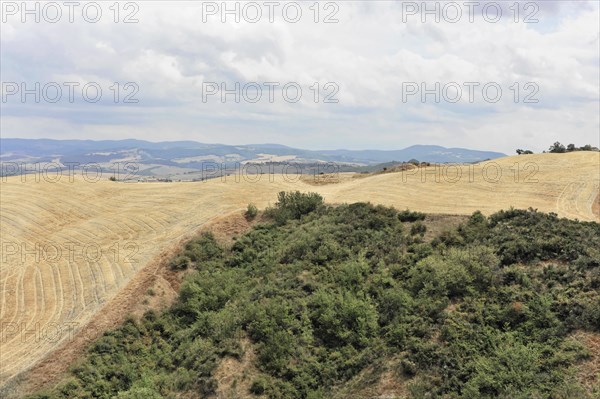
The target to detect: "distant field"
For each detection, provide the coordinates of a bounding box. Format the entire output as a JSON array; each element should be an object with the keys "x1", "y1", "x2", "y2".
[
  {"x1": 0, "y1": 152, "x2": 598, "y2": 387},
  {"x1": 319, "y1": 152, "x2": 600, "y2": 221}
]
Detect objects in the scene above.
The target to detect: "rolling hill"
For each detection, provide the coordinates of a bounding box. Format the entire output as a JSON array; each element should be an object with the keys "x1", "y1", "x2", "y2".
[
  {"x1": 0, "y1": 139, "x2": 506, "y2": 173},
  {"x1": 0, "y1": 151, "x2": 598, "y2": 394}
]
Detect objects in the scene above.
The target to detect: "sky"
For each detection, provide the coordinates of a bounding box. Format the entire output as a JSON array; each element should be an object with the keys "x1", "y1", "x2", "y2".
[{"x1": 1, "y1": 0, "x2": 599, "y2": 154}]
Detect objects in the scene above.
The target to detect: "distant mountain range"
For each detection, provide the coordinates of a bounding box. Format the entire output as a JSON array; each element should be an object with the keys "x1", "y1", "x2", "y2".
[{"x1": 0, "y1": 138, "x2": 506, "y2": 177}]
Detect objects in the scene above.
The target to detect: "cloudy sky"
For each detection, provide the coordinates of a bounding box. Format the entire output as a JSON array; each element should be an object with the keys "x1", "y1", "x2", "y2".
[{"x1": 1, "y1": 0, "x2": 599, "y2": 153}]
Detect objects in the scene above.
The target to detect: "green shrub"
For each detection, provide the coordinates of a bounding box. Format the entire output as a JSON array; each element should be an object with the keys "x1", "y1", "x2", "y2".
[
  {"x1": 28, "y1": 203, "x2": 598, "y2": 399},
  {"x1": 265, "y1": 191, "x2": 324, "y2": 224},
  {"x1": 250, "y1": 376, "x2": 269, "y2": 394},
  {"x1": 184, "y1": 232, "x2": 223, "y2": 263},
  {"x1": 410, "y1": 222, "x2": 427, "y2": 236},
  {"x1": 245, "y1": 203, "x2": 258, "y2": 220},
  {"x1": 398, "y1": 209, "x2": 426, "y2": 222},
  {"x1": 169, "y1": 254, "x2": 191, "y2": 270},
  {"x1": 309, "y1": 290, "x2": 379, "y2": 349}
]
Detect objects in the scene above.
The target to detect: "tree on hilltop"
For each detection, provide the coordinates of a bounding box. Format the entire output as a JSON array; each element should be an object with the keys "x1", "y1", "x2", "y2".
[
  {"x1": 548, "y1": 142, "x2": 566, "y2": 153},
  {"x1": 516, "y1": 149, "x2": 534, "y2": 155}
]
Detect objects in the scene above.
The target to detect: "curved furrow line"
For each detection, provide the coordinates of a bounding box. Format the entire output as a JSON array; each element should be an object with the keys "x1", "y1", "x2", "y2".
[
  {"x1": 2, "y1": 199, "x2": 64, "y2": 230},
  {"x1": 42, "y1": 263, "x2": 61, "y2": 332},
  {"x1": 35, "y1": 266, "x2": 46, "y2": 323},
  {"x1": 64, "y1": 259, "x2": 82, "y2": 318},
  {"x1": 110, "y1": 247, "x2": 130, "y2": 282},
  {"x1": 51, "y1": 262, "x2": 66, "y2": 327},
  {"x1": 56, "y1": 261, "x2": 76, "y2": 320},
  {"x1": 0, "y1": 266, "x2": 37, "y2": 358},
  {"x1": 0, "y1": 212, "x2": 30, "y2": 236},
  {"x1": 126, "y1": 216, "x2": 162, "y2": 236},
  {"x1": 555, "y1": 181, "x2": 599, "y2": 221},
  {"x1": 83, "y1": 260, "x2": 101, "y2": 309},
  {"x1": 573, "y1": 185, "x2": 585, "y2": 215},
  {"x1": 579, "y1": 180, "x2": 600, "y2": 221},
  {"x1": 1, "y1": 271, "x2": 22, "y2": 326},
  {"x1": 73, "y1": 257, "x2": 88, "y2": 312},
  {"x1": 93, "y1": 257, "x2": 113, "y2": 300},
  {"x1": 0, "y1": 265, "x2": 57, "y2": 361},
  {"x1": 13, "y1": 266, "x2": 28, "y2": 326},
  {"x1": 0, "y1": 272, "x2": 19, "y2": 323},
  {"x1": 117, "y1": 224, "x2": 141, "y2": 242},
  {"x1": 93, "y1": 258, "x2": 113, "y2": 306}
]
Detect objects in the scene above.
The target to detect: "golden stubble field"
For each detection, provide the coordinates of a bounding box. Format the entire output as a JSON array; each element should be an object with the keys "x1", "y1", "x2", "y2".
[{"x1": 0, "y1": 152, "x2": 598, "y2": 387}]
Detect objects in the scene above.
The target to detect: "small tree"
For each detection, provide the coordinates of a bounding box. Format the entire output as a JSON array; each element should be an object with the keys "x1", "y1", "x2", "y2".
[
  {"x1": 548, "y1": 142, "x2": 566, "y2": 153},
  {"x1": 265, "y1": 191, "x2": 324, "y2": 224},
  {"x1": 398, "y1": 209, "x2": 426, "y2": 222},
  {"x1": 566, "y1": 143, "x2": 576, "y2": 152},
  {"x1": 516, "y1": 149, "x2": 533, "y2": 155},
  {"x1": 109, "y1": 176, "x2": 117, "y2": 181},
  {"x1": 245, "y1": 203, "x2": 258, "y2": 220}
]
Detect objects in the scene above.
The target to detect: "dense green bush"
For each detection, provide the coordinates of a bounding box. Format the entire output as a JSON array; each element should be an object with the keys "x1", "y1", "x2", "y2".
[
  {"x1": 245, "y1": 203, "x2": 258, "y2": 220},
  {"x1": 264, "y1": 191, "x2": 324, "y2": 224},
  {"x1": 169, "y1": 232, "x2": 223, "y2": 270},
  {"x1": 398, "y1": 209, "x2": 426, "y2": 222},
  {"x1": 29, "y1": 200, "x2": 600, "y2": 399}
]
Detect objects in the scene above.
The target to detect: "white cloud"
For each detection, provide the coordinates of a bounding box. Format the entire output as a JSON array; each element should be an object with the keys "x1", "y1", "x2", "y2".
[{"x1": 1, "y1": 1, "x2": 598, "y2": 153}]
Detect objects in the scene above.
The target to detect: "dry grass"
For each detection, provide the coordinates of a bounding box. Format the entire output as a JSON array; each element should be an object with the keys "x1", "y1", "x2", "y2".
[
  {"x1": 0, "y1": 152, "x2": 598, "y2": 390},
  {"x1": 211, "y1": 338, "x2": 263, "y2": 399},
  {"x1": 1, "y1": 211, "x2": 257, "y2": 395},
  {"x1": 571, "y1": 331, "x2": 600, "y2": 394},
  {"x1": 316, "y1": 152, "x2": 600, "y2": 221},
  {"x1": 300, "y1": 172, "x2": 355, "y2": 186},
  {"x1": 422, "y1": 214, "x2": 469, "y2": 241},
  {"x1": 331, "y1": 357, "x2": 409, "y2": 399}
]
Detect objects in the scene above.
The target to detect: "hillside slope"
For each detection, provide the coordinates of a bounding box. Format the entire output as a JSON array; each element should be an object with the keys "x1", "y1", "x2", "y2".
[
  {"x1": 0, "y1": 152, "x2": 598, "y2": 388},
  {"x1": 23, "y1": 198, "x2": 600, "y2": 398},
  {"x1": 1, "y1": 139, "x2": 506, "y2": 167},
  {"x1": 318, "y1": 152, "x2": 600, "y2": 221}
]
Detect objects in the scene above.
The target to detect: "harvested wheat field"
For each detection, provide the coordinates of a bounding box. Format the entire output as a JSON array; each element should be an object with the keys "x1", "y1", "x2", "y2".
[
  {"x1": 0, "y1": 152, "x2": 598, "y2": 388},
  {"x1": 318, "y1": 152, "x2": 600, "y2": 221}
]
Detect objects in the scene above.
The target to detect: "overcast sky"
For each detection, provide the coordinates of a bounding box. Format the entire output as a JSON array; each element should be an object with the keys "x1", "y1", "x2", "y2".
[{"x1": 1, "y1": 0, "x2": 599, "y2": 153}]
